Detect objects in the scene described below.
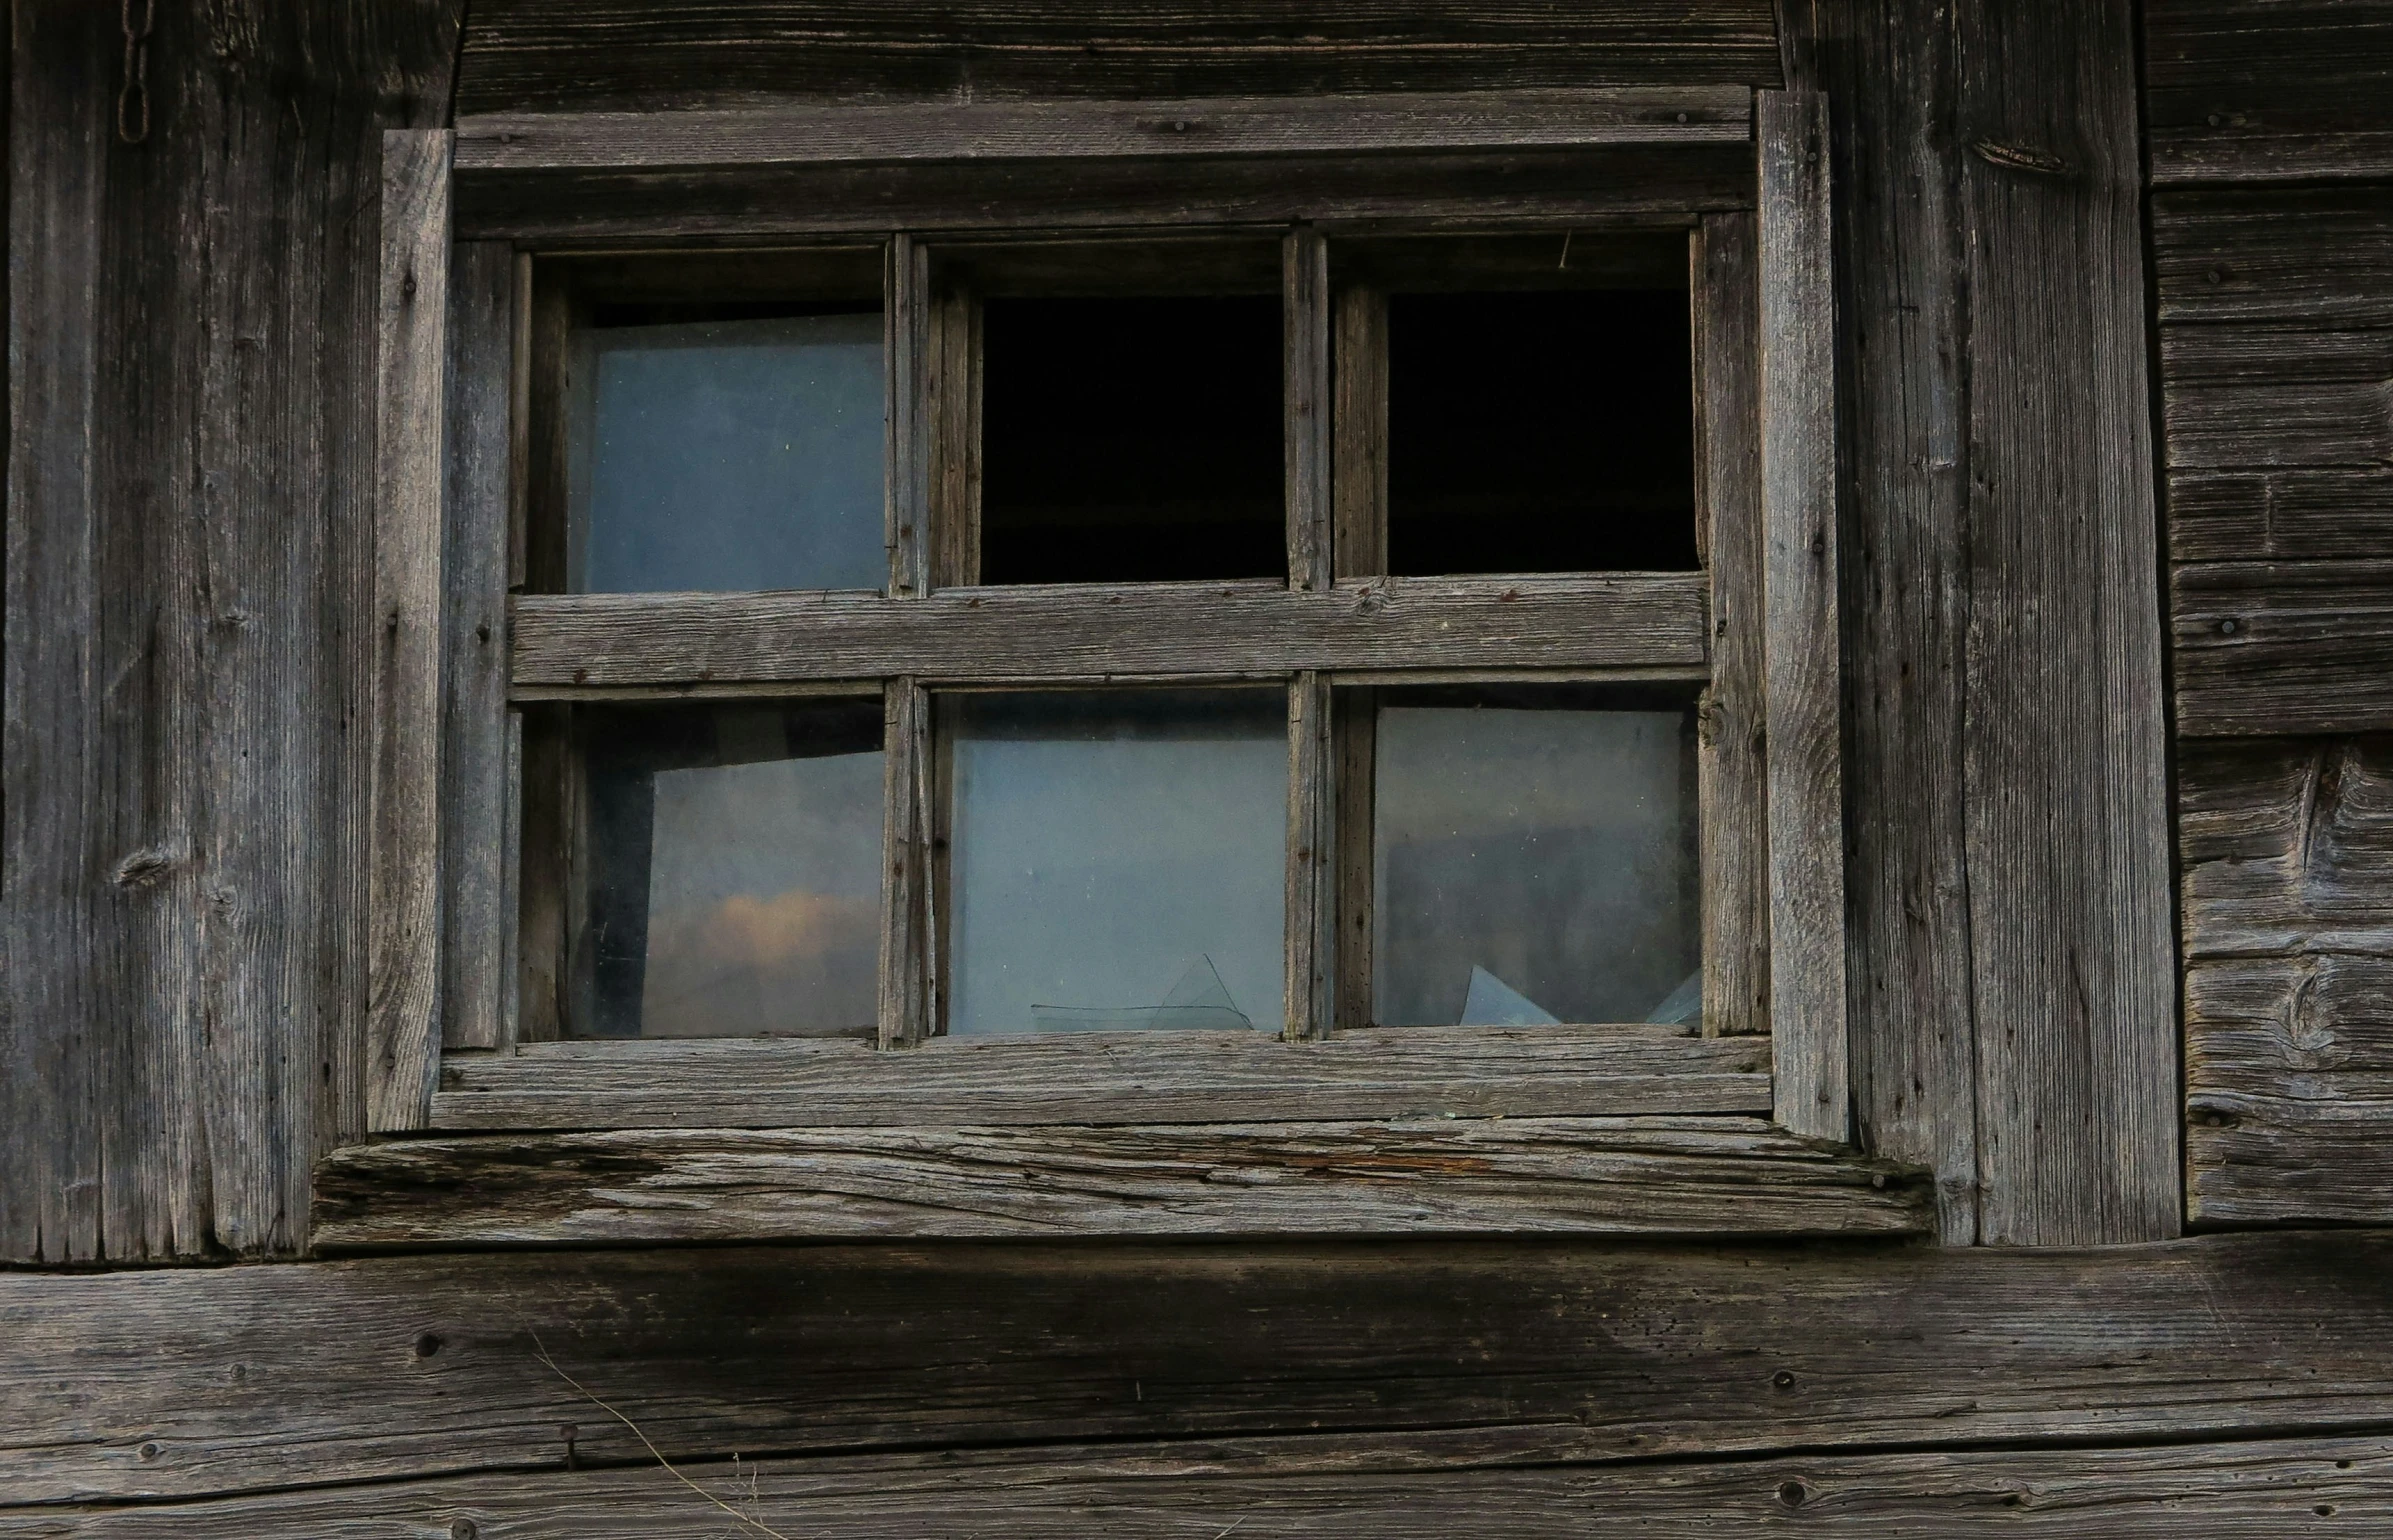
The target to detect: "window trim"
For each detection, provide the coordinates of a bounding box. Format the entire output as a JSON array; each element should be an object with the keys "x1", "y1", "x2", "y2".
[{"x1": 362, "y1": 90, "x2": 1855, "y2": 1225}]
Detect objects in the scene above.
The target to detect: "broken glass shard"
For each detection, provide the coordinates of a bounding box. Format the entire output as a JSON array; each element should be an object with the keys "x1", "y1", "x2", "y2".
[
  {"x1": 1027, "y1": 954, "x2": 1254, "y2": 1033},
  {"x1": 1458, "y1": 965, "x2": 1562, "y2": 1026}
]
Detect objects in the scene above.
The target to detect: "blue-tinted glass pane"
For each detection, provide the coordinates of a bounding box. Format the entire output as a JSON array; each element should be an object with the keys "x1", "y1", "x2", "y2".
[
  {"x1": 946, "y1": 691, "x2": 1285, "y2": 1036},
  {"x1": 577, "y1": 703, "x2": 883, "y2": 1038},
  {"x1": 1373, "y1": 702, "x2": 1698, "y2": 1026},
  {"x1": 570, "y1": 313, "x2": 885, "y2": 594}
]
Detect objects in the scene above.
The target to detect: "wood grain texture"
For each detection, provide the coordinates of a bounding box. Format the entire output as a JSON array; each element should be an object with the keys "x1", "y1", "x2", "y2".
[
  {"x1": 2146, "y1": 0, "x2": 2393, "y2": 182},
  {"x1": 311, "y1": 1118, "x2": 1933, "y2": 1247},
  {"x1": 2174, "y1": 562, "x2": 2393, "y2": 736},
  {"x1": 2153, "y1": 188, "x2": 2393, "y2": 327},
  {"x1": 2180, "y1": 737, "x2": 2393, "y2": 958},
  {"x1": 454, "y1": 0, "x2": 1785, "y2": 115},
  {"x1": 431, "y1": 1027, "x2": 1773, "y2": 1129},
  {"x1": 456, "y1": 89, "x2": 1755, "y2": 172},
  {"x1": 2169, "y1": 468, "x2": 2393, "y2": 563},
  {"x1": 1285, "y1": 674, "x2": 1337, "y2": 1039},
  {"x1": 1332, "y1": 689, "x2": 1379, "y2": 1030},
  {"x1": 510, "y1": 576, "x2": 1711, "y2": 688},
  {"x1": 453, "y1": 143, "x2": 1755, "y2": 244},
  {"x1": 366, "y1": 129, "x2": 453, "y2": 1133},
  {"x1": 1756, "y1": 91, "x2": 1849, "y2": 1144},
  {"x1": 1697, "y1": 212, "x2": 1769, "y2": 1039},
  {"x1": 876, "y1": 679, "x2": 931, "y2": 1048},
  {"x1": 885, "y1": 234, "x2": 931, "y2": 598},
  {"x1": 12, "y1": 1430, "x2": 2393, "y2": 1537},
  {"x1": 6, "y1": 1232, "x2": 2393, "y2": 1506},
  {"x1": 1331, "y1": 284, "x2": 1389, "y2": 579},
  {"x1": 2162, "y1": 323, "x2": 2393, "y2": 471},
  {"x1": 440, "y1": 242, "x2": 516, "y2": 1052},
  {"x1": 1285, "y1": 226, "x2": 1333, "y2": 594}
]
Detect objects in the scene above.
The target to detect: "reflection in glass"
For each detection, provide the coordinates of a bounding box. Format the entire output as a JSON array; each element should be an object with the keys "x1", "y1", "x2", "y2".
[
  {"x1": 945, "y1": 691, "x2": 1285, "y2": 1036},
  {"x1": 577, "y1": 702, "x2": 883, "y2": 1038},
  {"x1": 1373, "y1": 696, "x2": 1699, "y2": 1026},
  {"x1": 569, "y1": 312, "x2": 886, "y2": 594}
]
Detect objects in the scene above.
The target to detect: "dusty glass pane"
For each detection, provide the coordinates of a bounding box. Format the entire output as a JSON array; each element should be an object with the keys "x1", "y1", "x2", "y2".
[
  {"x1": 576, "y1": 703, "x2": 883, "y2": 1038},
  {"x1": 569, "y1": 312, "x2": 886, "y2": 594},
  {"x1": 945, "y1": 690, "x2": 1285, "y2": 1036},
  {"x1": 1373, "y1": 696, "x2": 1698, "y2": 1026}
]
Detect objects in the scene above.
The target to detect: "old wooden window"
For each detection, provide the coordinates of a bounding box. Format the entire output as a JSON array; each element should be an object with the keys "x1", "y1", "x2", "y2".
[{"x1": 359, "y1": 89, "x2": 1858, "y2": 1229}]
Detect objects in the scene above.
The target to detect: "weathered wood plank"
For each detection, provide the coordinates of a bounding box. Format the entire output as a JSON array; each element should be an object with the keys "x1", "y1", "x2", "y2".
[
  {"x1": 2169, "y1": 468, "x2": 2393, "y2": 562},
  {"x1": 12, "y1": 1431, "x2": 2393, "y2": 1537},
  {"x1": 1331, "y1": 284, "x2": 1389, "y2": 580},
  {"x1": 1697, "y1": 212, "x2": 1769, "y2": 1039},
  {"x1": 311, "y1": 1118, "x2": 1933, "y2": 1247},
  {"x1": 7, "y1": 1232, "x2": 2393, "y2": 1506},
  {"x1": 1284, "y1": 673, "x2": 1336, "y2": 1039},
  {"x1": 457, "y1": 89, "x2": 1755, "y2": 174},
  {"x1": 2162, "y1": 324, "x2": 2393, "y2": 471},
  {"x1": 510, "y1": 576, "x2": 1711, "y2": 689},
  {"x1": 2153, "y1": 188, "x2": 2393, "y2": 327},
  {"x1": 440, "y1": 241, "x2": 516, "y2": 1052},
  {"x1": 1285, "y1": 226, "x2": 1332, "y2": 593},
  {"x1": 432, "y1": 1026, "x2": 1773, "y2": 1129},
  {"x1": 366, "y1": 129, "x2": 454, "y2": 1133},
  {"x1": 876, "y1": 678, "x2": 931, "y2": 1048},
  {"x1": 2173, "y1": 563, "x2": 2393, "y2": 736},
  {"x1": 2147, "y1": 0, "x2": 2393, "y2": 183},
  {"x1": 1757, "y1": 91, "x2": 1848, "y2": 1144},
  {"x1": 453, "y1": 143, "x2": 1756, "y2": 244},
  {"x1": 2189, "y1": 1079, "x2": 2393, "y2": 1224},
  {"x1": 455, "y1": 1, "x2": 1785, "y2": 115},
  {"x1": 2180, "y1": 736, "x2": 2393, "y2": 956}
]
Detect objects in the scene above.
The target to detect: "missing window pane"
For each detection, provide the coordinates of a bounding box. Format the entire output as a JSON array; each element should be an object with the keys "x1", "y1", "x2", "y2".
[
  {"x1": 980, "y1": 297, "x2": 1284, "y2": 584},
  {"x1": 1386, "y1": 289, "x2": 1696, "y2": 575},
  {"x1": 567, "y1": 308, "x2": 886, "y2": 594},
  {"x1": 574, "y1": 701, "x2": 883, "y2": 1039},
  {"x1": 1371, "y1": 688, "x2": 1699, "y2": 1026},
  {"x1": 944, "y1": 690, "x2": 1286, "y2": 1035}
]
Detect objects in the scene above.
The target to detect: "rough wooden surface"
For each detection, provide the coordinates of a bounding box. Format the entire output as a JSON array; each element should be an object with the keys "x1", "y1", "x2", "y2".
[
  {"x1": 2174, "y1": 561, "x2": 2393, "y2": 736},
  {"x1": 2169, "y1": 468, "x2": 2393, "y2": 564},
  {"x1": 1284, "y1": 227, "x2": 1333, "y2": 593},
  {"x1": 1284, "y1": 674, "x2": 1337, "y2": 1038},
  {"x1": 3, "y1": 2, "x2": 463, "y2": 1261},
  {"x1": 511, "y1": 576, "x2": 1711, "y2": 688},
  {"x1": 366, "y1": 129, "x2": 453, "y2": 1132},
  {"x1": 2146, "y1": 0, "x2": 2393, "y2": 182},
  {"x1": 11, "y1": 1430, "x2": 2393, "y2": 1537},
  {"x1": 5, "y1": 1232, "x2": 2393, "y2": 1507},
  {"x1": 433, "y1": 1026, "x2": 1770, "y2": 1130},
  {"x1": 455, "y1": 1, "x2": 1786, "y2": 115},
  {"x1": 312, "y1": 1117, "x2": 1931, "y2": 1247},
  {"x1": 876, "y1": 678, "x2": 932, "y2": 1048},
  {"x1": 2181, "y1": 738, "x2": 2393, "y2": 1223}
]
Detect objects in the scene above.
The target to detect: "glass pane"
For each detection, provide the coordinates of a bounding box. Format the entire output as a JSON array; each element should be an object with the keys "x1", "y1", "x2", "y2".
[
  {"x1": 1373, "y1": 695, "x2": 1698, "y2": 1026},
  {"x1": 569, "y1": 311, "x2": 886, "y2": 594},
  {"x1": 576, "y1": 702, "x2": 883, "y2": 1038},
  {"x1": 946, "y1": 690, "x2": 1285, "y2": 1035}
]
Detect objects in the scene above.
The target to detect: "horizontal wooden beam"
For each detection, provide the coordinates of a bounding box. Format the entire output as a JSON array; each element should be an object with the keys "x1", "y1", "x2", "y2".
[
  {"x1": 313, "y1": 1117, "x2": 1929, "y2": 1247},
  {"x1": 457, "y1": 89, "x2": 1754, "y2": 174},
  {"x1": 432, "y1": 1025, "x2": 1769, "y2": 1130},
  {"x1": 9, "y1": 1429, "x2": 2389, "y2": 1537},
  {"x1": 512, "y1": 575, "x2": 1710, "y2": 691},
  {"x1": 7, "y1": 1232, "x2": 2393, "y2": 1508},
  {"x1": 2171, "y1": 561, "x2": 2393, "y2": 736}
]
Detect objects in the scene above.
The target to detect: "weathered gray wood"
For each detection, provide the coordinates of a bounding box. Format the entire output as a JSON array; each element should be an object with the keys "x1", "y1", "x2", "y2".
[
  {"x1": 1285, "y1": 673, "x2": 1336, "y2": 1039},
  {"x1": 1756, "y1": 91, "x2": 1848, "y2": 1143},
  {"x1": 1956, "y1": 0, "x2": 2180, "y2": 1245},
  {"x1": 2162, "y1": 324, "x2": 2393, "y2": 470},
  {"x1": 1331, "y1": 689, "x2": 1378, "y2": 1031},
  {"x1": 441, "y1": 241, "x2": 516, "y2": 1052},
  {"x1": 2173, "y1": 563, "x2": 2393, "y2": 736},
  {"x1": 7, "y1": 1231, "x2": 2393, "y2": 1506},
  {"x1": 432, "y1": 1026, "x2": 1772, "y2": 1129},
  {"x1": 453, "y1": 144, "x2": 1755, "y2": 244},
  {"x1": 928, "y1": 283, "x2": 982, "y2": 588},
  {"x1": 876, "y1": 678, "x2": 930, "y2": 1048},
  {"x1": 2169, "y1": 468, "x2": 2393, "y2": 563},
  {"x1": 885, "y1": 233, "x2": 931, "y2": 598},
  {"x1": 2180, "y1": 737, "x2": 2393, "y2": 957},
  {"x1": 2147, "y1": 0, "x2": 2393, "y2": 183},
  {"x1": 10, "y1": 1431, "x2": 2390, "y2": 1537},
  {"x1": 367, "y1": 129, "x2": 454, "y2": 1132},
  {"x1": 511, "y1": 576, "x2": 1710, "y2": 688},
  {"x1": 1331, "y1": 284, "x2": 1389, "y2": 580},
  {"x1": 457, "y1": 89, "x2": 1755, "y2": 173},
  {"x1": 2153, "y1": 188, "x2": 2393, "y2": 327},
  {"x1": 455, "y1": 2, "x2": 1785, "y2": 115},
  {"x1": 313, "y1": 1118, "x2": 1931, "y2": 1247},
  {"x1": 1697, "y1": 212, "x2": 1769, "y2": 1040},
  {"x1": 1285, "y1": 226, "x2": 1333, "y2": 593}
]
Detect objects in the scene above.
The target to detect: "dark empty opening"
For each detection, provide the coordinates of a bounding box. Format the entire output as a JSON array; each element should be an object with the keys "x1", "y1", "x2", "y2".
[
  {"x1": 1387, "y1": 290, "x2": 1696, "y2": 575},
  {"x1": 981, "y1": 296, "x2": 1284, "y2": 585}
]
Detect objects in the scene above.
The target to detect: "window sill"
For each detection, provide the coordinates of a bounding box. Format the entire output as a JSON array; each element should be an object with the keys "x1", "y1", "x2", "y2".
[{"x1": 311, "y1": 1115, "x2": 1932, "y2": 1250}]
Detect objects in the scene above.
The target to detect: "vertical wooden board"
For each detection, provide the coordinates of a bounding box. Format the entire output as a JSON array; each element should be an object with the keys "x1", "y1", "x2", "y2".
[
  {"x1": 886, "y1": 234, "x2": 933, "y2": 597},
  {"x1": 1333, "y1": 688, "x2": 1378, "y2": 1031},
  {"x1": 1757, "y1": 91, "x2": 1850, "y2": 1143},
  {"x1": 878, "y1": 678, "x2": 931, "y2": 1048},
  {"x1": 367, "y1": 129, "x2": 453, "y2": 1131},
  {"x1": 1779, "y1": 7, "x2": 1981, "y2": 1239},
  {"x1": 1285, "y1": 225, "x2": 1333, "y2": 592},
  {"x1": 1958, "y1": 0, "x2": 2178, "y2": 1243},
  {"x1": 928, "y1": 283, "x2": 983, "y2": 588},
  {"x1": 442, "y1": 241, "x2": 516, "y2": 1051},
  {"x1": 1696, "y1": 213, "x2": 1769, "y2": 1040},
  {"x1": 1331, "y1": 283, "x2": 1388, "y2": 580},
  {"x1": 1286, "y1": 671, "x2": 1336, "y2": 1039}
]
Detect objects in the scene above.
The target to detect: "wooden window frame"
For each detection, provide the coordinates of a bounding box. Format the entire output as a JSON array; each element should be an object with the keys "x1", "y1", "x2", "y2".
[{"x1": 349, "y1": 89, "x2": 1886, "y2": 1242}]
